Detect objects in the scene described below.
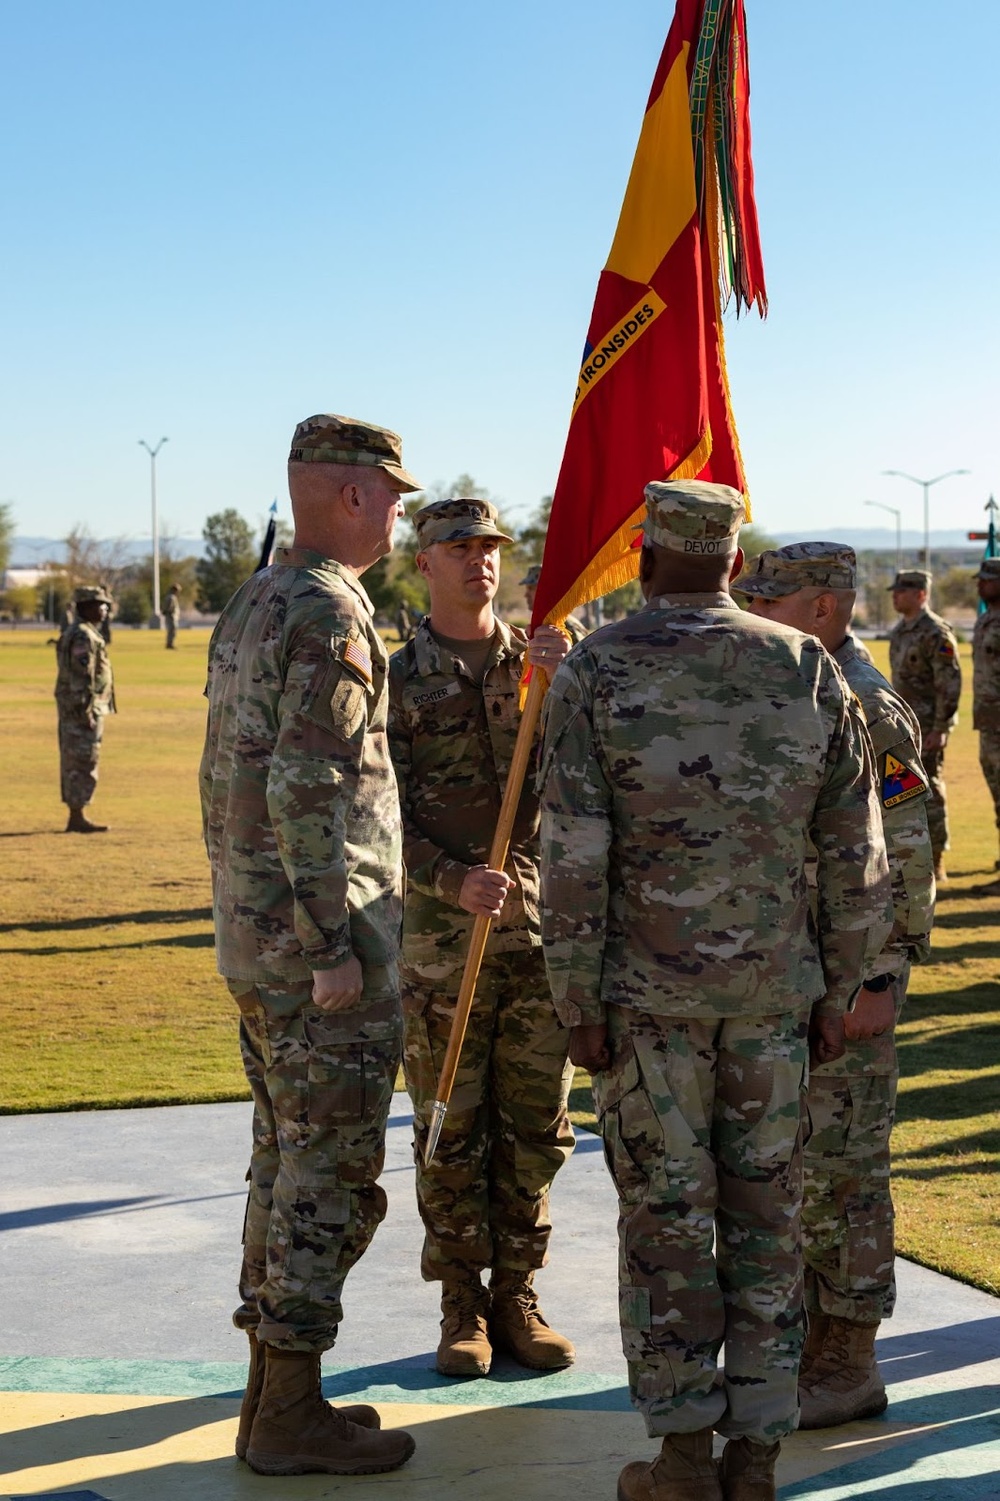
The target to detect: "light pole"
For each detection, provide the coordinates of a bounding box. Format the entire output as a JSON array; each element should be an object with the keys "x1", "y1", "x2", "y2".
[
  {"x1": 138, "y1": 437, "x2": 169, "y2": 627},
  {"x1": 864, "y1": 500, "x2": 902, "y2": 575},
  {"x1": 883, "y1": 468, "x2": 969, "y2": 571}
]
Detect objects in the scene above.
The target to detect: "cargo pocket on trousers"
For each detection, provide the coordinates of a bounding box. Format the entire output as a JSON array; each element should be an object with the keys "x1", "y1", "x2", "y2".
[
  {"x1": 593, "y1": 1045, "x2": 662, "y2": 1206},
  {"x1": 844, "y1": 1194, "x2": 894, "y2": 1289},
  {"x1": 278, "y1": 1184, "x2": 353, "y2": 1280}
]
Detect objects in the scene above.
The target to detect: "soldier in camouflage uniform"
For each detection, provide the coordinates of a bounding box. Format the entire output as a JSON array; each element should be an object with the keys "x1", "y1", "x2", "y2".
[
  {"x1": 388, "y1": 498, "x2": 576, "y2": 1380},
  {"x1": 520, "y1": 562, "x2": 588, "y2": 643},
  {"x1": 163, "y1": 583, "x2": 181, "y2": 647},
  {"x1": 738, "y1": 543, "x2": 934, "y2": 1429},
  {"x1": 539, "y1": 483, "x2": 892, "y2": 1501},
  {"x1": 971, "y1": 558, "x2": 1000, "y2": 884},
  {"x1": 55, "y1": 585, "x2": 116, "y2": 833},
  {"x1": 200, "y1": 414, "x2": 420, "y2": 1478},
  {"x1": 888, "y1": 569, "x2": 961, "y2": 880}
]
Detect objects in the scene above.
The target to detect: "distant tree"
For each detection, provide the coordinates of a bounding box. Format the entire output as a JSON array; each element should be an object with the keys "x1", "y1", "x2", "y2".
[
  {"x1": 0, "y1": 502, "x2": 14, "y2": 575},
  {"x1": 3, "y1": 583, "x2": 38, "y2": 621},
  {"x1": 738, "y1": 524, "x2": 780, "y2": 561},
  {"x1": 935, "y1": 566, "x2": 978, "y2": 613},
  {"x1": 116, "y1": 585, "x2": 152, "y2": 625},
  {"x1": 196, "y1": 509, "x2": 257, "y2": 611}
]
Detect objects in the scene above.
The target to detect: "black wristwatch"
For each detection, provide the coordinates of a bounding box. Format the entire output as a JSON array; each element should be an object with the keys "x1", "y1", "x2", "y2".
[{"x1": 863, "y1": 974, "x2": 893, "y2": 993}]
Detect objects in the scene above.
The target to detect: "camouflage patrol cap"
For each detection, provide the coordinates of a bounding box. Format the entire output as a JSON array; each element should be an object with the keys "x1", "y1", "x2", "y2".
[
  {"x1": 641, "y1": 479, "x2": 745, "y2": 556},
  {"x1": 976, "y1": 558, "x2": 1000, "y2": 581},
  {"x1": 74, "y1": 585, "x2": 113, "y2": 607},
  {"x1": 520, "y1": 564, "x2": 542, "y2": 587},
  {"x1": 888, "y1": 569, "x2": 931, "y2": 591},
  {"x1": 733, "y1": 542, "x2": 857, "y2": 599},
  {"x1": 288, "y1": 413, "x2": 421, "y2": 492},
  {"x1": 411, "y1": 497, "x2": 514, "y2": 549}
]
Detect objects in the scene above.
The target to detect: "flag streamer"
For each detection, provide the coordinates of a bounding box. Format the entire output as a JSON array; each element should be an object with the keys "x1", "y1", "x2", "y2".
[{"x1": 532, "y1": 0, "x2": 767, "y2": 635}]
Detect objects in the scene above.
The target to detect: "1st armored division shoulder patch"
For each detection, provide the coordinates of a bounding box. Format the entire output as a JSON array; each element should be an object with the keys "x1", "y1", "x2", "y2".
[{"x1": 882, "y1": 752, "x2": 927, "y2": 808}]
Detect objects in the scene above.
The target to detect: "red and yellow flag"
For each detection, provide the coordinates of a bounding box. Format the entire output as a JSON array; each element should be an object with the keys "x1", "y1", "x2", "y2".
[{"x1": 533, "y1": 0, "x2": 767, "y2": 631}]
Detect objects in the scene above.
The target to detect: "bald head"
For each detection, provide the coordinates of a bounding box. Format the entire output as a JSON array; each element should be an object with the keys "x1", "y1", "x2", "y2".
[
  {"x1": 287, "y1": 460, "x2": 407, "y2": 574},
  {"x1": 639, "y1": 541, "x2": 745, "y2": 599}
]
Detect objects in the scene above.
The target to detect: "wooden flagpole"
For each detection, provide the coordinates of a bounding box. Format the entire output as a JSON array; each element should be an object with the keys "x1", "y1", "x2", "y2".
[{"x1": 423, "y1": 668, "x2": 548, "y2": 1164}]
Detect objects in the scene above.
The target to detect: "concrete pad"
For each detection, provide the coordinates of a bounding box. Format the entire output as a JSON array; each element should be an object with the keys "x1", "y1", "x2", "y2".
[{"x1": 2, "y1": 1095, "x2": 999, "y2": 1499}]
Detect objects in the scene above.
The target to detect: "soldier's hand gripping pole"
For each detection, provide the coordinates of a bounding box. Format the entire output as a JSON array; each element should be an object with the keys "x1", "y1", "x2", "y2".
[{"x1": 424, "y1": 668, "x2": 549, "y2": 1166}]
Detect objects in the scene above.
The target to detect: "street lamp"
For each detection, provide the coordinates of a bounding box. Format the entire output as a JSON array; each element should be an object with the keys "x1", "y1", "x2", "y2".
[
  {"x1": 882, "y1": 469, "x2": 969, "y2": 570},
  {"x1": 864, "y1": 500, "x2": 902, "y2": 575},
  {"x1": 138, "y1": 437, "x2": 169, "y2": 627}
]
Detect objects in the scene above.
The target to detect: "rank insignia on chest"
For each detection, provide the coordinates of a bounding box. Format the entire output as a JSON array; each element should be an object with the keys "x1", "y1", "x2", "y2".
[
  {"x1": 882, "y1": 752, "x2": 927, "y2": 808},
  {"x1": 341, "y1": 636, "x2": 373, "y2": 687}
]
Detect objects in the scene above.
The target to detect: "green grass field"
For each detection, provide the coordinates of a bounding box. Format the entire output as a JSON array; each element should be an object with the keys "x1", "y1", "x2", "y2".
[{"x1": 2, "y1": 627, "x2": 998, "y2": 1294}]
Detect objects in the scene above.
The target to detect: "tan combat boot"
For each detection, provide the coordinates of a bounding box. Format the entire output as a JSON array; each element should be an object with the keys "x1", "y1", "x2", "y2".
[
  {"x1": 718, "y1": 1437, "x2": 780, "y2": 1500},
  {"x1": 797, "y1": 1317, "x2": 886, "y2": 1428},
  {"x1": 66, "y1": 806, "x2": 108, "y2": 833},
  {"x1": 796, "y1": 1309, "x2": 832, "y2": 1394},
  {"x1": 245, "y1": 1347, "x2": 415, "y2": 1475},
  {"x1": 489, "y1": 1272, "x2": 575, "y2": 1370},
  {"x1": 235, "y1": 1331, "x2": 381, "y2": 1460},
  {"x1": 437, "y1": 1277, "x2": 493, "y2": 1377},
  {"x1": 617, "y1": 1430, "x2": 722, "y2": 1501}
]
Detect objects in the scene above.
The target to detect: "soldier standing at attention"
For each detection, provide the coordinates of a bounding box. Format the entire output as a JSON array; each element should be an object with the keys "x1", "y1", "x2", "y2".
[
  {"x1": 888, "y1": 569, "x2": 961, "y2": 882},
  {"x1": 163, "y1": 583, "x2": 181, "y2": 647},
  {"x1": 737, "y1": 543, "x2": 934, "y2": 1429},
  {"x1": 200, "y1": 414, "x2": 420, "y2": 1478},
  {"x1": 971, "y1": 558, "x2": 1000, "y2": 881},
  {"x1": 55, "y1": 585, "x2": 116, "y2": 833},
  {"x1": 539, "y1": 483, "x2": 892, "y2": 1501},
  {"x1": 388, "y1": 497, "x2": 576, "y2": 1380}
]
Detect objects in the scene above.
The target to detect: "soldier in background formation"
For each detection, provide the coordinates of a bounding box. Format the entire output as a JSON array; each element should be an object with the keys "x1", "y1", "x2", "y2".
[
  {"x1": 55, "y1": 585, "x2": 116, "y2": 833},
  {"x1": 888, "y1": 569, "x2": 961, "y2": 882},
  {"x1": 539, "y1": 485, "x2": 892, "y2": 1501},
  {"x1": 737, "y1": 544, "x2": 934, "y2": 1430},
  {"x1": 396, "y1": 598, "x2": 414, "y2": 642},
  {"x1": 387, "y1": 498, "x2": 576, "y2": 1379},
  {"x1": 163, "y1": 583, "x2": 181, "y2": 647},
  {"x1": 200, "y1": 413, "x2": 421, "y2": 1478},
  {"x1": 972, "y1": 557, "x2": 1000, "y2": 888},
  {"x1": 520, "y1": 562, "x2": 588, "y2": 643}
]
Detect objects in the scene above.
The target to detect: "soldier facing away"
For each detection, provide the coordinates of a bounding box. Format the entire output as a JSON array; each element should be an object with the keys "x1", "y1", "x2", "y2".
[
  {"x1": 387, "y1": 497, "x2": 576, "y2": 1380},
  {"x1": 55, "y1": 585, "x2": 116, "y2": 833},
  {"x1": 972, "y1": 557, "x2": 1000, "y2": 885},
  {"x1": 163, "y1": 583, "x2": 181, "y2": 647},
  {"x1": 199, "y1": 413, "x2": 420, "y2": 1478},
  {"x1": 737, "y1": 543, "x2": 934, "y2": 1430},
  {"x1": 539, "y1": 482, "x2": 892, "y2": 1501},
  {"x1": 888, "y1": 569, "x2": 961, "y2": 881}
]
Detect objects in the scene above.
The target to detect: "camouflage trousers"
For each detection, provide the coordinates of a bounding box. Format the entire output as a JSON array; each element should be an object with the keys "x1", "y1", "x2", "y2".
[
  {"x1": 922, "y1": 744, "x2": 948, "y2": 858},
  {"x1": 165, "y1": 615, "x2": 177, "y2": 647},
  {"x1": 227, "y1": 977, "x2": 401, "y2": 1352},
  {"x1": 979, "y1": 730, "x2": 1000, "y2": 835},
  {"x1": 402, "y1": 947, "x2": 575, "y2": 1282},
  {"x1": 802, "y1": 970, "x2": 907, "y2": 1326},
  {"x1": 58, "y1": 711, "x2": 102, "y2": 808},
  {"x1": 599, "y1": 1004, "x2": 809, "y2": 1444}
]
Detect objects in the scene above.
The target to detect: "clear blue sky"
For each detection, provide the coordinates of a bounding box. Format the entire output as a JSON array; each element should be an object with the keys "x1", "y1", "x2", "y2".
[{"x1": 2, "y1": 0, "x2": 997, "y2": 548}]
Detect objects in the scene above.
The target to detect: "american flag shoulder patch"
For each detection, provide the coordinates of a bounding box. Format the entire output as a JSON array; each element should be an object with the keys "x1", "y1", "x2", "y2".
[{"x1": 341, "y1": 635, "x2": 374, "y2": 687}]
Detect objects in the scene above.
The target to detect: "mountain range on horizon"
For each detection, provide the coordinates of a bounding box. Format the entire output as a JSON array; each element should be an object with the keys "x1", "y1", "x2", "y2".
[{"x1": 9, "y1": 527, "x2": 993, "y2": 567}]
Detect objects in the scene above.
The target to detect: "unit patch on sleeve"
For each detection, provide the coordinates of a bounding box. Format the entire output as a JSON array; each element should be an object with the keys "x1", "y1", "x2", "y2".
[{"x1": 882, "y1": 752, "x2": 928, "y2": 808}]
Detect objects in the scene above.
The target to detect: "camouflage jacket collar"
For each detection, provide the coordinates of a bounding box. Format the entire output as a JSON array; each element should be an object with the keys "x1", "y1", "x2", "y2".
[
  {"x1": 273, "y1": 546, "x2": 374, "y2": 616},
  {"x1": 834, "y1": 634, "x2": 859, "y2": 666},
  {"x1": 643, "y1": 591, "x2": 740, "y2": 612},
  {"x1": 411, "y1": 614, "x2": 524, "y2": 678},
  {"x1": 895, "y1": 606, "x2": 931, "y2": 635}
]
